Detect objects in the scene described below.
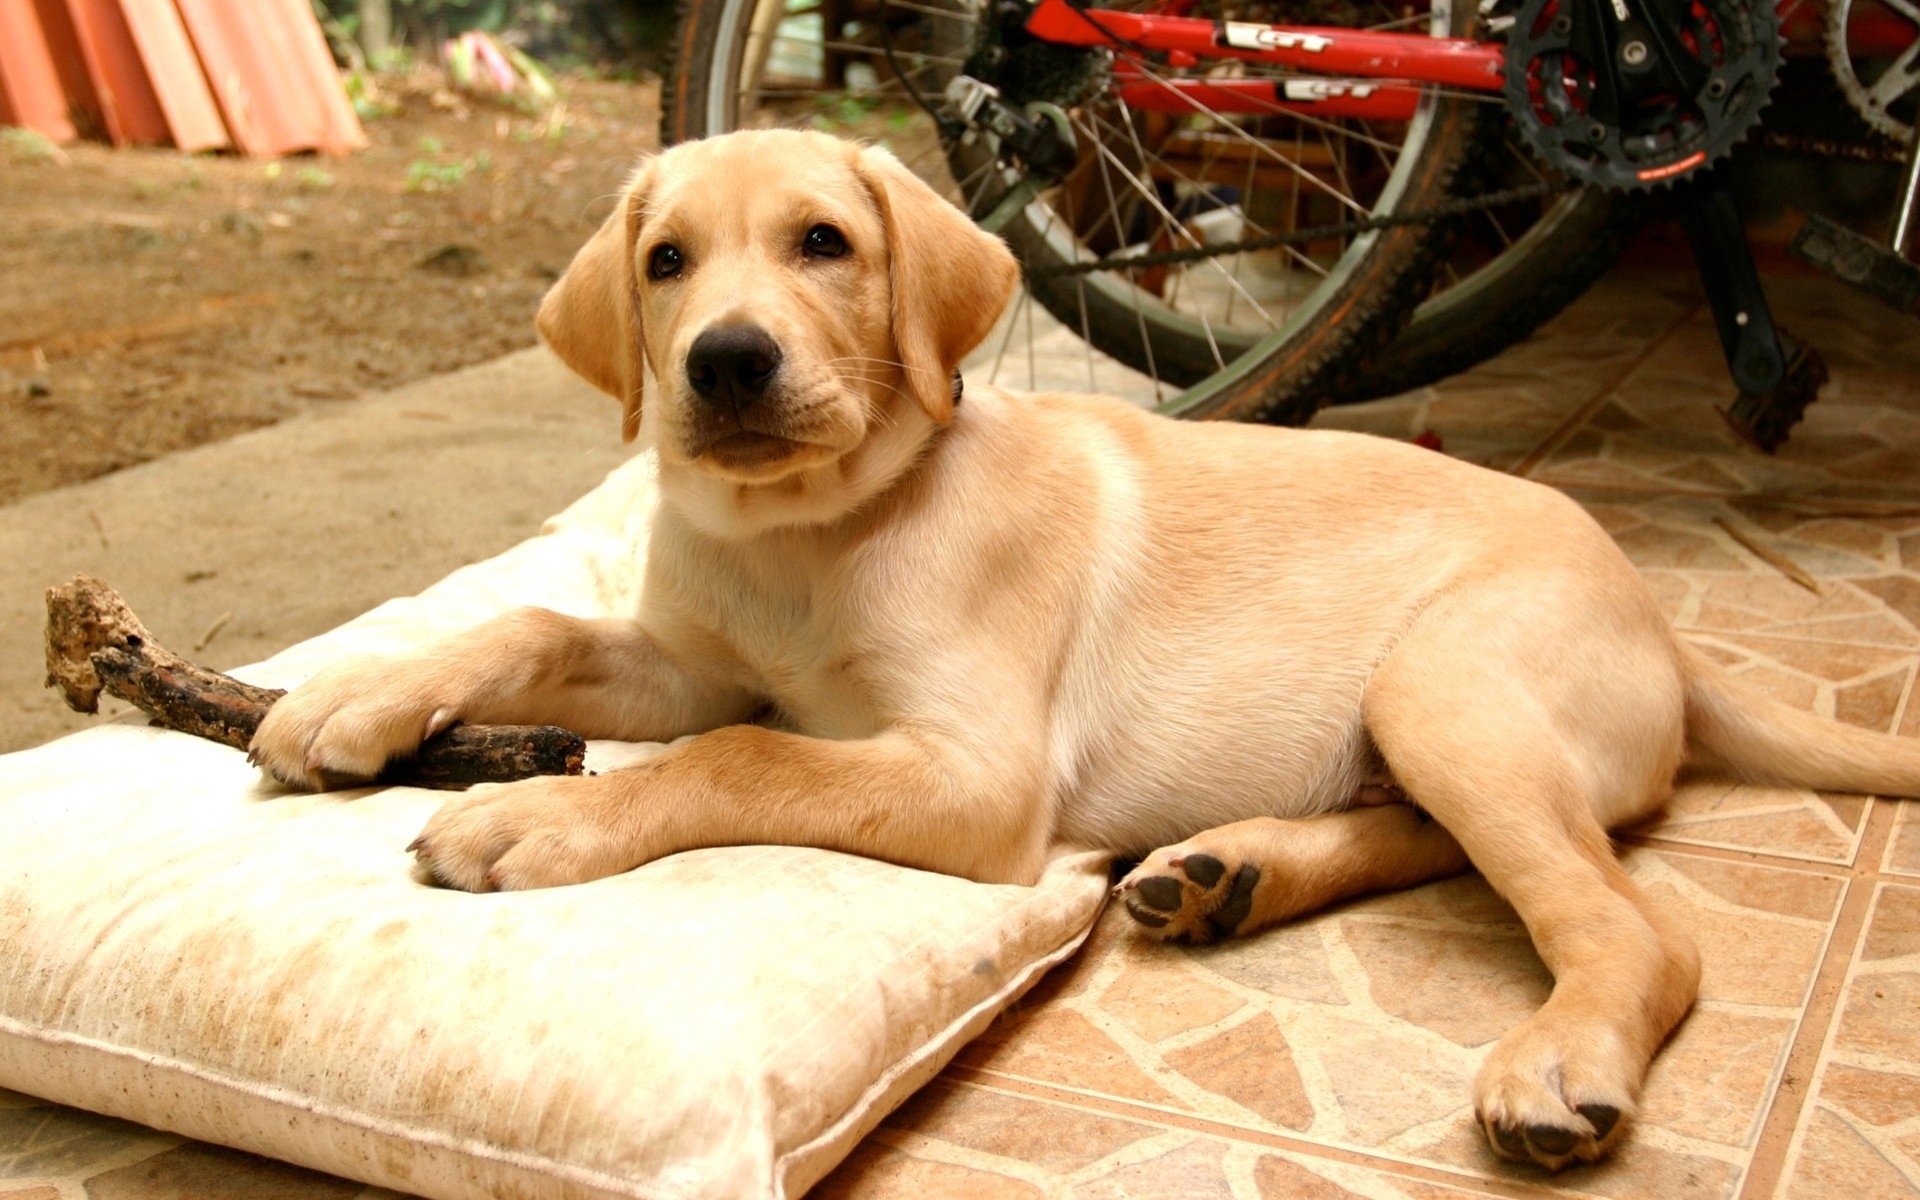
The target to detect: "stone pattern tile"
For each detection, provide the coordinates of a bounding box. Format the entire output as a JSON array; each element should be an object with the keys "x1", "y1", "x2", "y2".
[
  {"x1": 1778, "y1": 885, "x2": 1920, "y2": 1198},
  {"x1": 1888, "y1": 804, "x2": 1920, "y2": 879},
  {"x1": 7, "y1": 271, "x2": 1920, "y2": 1199},
  {"x1": 815, "y1": 1078, "x2": 1498, "y2": 1199},
  {"x1": 1523, "y1": 275, "x2": 1920, "y2": 506},
  {"x1": 834, "y1": 849, "x2": 1837, "y2": 1200},
  {"x1": 0, "y1": 1088, "x2": 402, "y2": 1200}
]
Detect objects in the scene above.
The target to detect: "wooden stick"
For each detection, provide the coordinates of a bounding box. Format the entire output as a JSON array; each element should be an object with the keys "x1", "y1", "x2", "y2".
[
  {"x1": 1712, "y1": 516, "x2": 1824, "y2": 596},
  {"x1": 44, "y1": 575, "x2": 586, "y2": 790}
]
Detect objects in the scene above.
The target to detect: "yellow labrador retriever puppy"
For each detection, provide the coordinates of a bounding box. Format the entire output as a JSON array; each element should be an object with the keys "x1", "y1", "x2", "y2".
[{"x1": 251, "y1": 129, "x2": 1920, "y2": 1171}]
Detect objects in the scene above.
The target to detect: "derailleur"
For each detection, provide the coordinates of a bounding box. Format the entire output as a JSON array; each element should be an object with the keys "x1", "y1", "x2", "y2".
[{"x1": 942, "y1": 75, "x2": 1079, "y2": 232}]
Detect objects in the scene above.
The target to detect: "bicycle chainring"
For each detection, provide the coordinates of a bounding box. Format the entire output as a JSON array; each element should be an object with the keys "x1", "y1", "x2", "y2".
[
  {"x1": 1503, "y1": 0, "x2": 1781, "y2": 190},
  {"x1": 1826, "y1": 0, "x2": 1920, "y2": 142}
]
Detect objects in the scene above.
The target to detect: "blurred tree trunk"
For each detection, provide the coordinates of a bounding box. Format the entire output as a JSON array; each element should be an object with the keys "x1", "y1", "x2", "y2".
[{"x1": 359, "y1": 0, "x2": 392, "y2": 63}]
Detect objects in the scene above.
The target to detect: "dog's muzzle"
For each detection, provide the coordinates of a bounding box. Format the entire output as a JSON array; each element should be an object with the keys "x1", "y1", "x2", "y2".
[{"x1": 685, "y1": 324, "x2": 782, "y2": 415}]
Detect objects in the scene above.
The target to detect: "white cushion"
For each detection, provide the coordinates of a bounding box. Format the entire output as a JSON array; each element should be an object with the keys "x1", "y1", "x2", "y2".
[{"x1": 0, "y1": 454, "x2": 1111, "y2": 1199}]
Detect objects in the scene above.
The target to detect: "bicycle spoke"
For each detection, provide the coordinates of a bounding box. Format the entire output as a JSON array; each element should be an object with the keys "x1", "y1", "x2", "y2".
[
  {"x1": 1075, "y1": 108, "x2": 1278, "y2": 338},
  {"x1": 1115, "y1": 57, "x2": 1376, "y2": 217}
]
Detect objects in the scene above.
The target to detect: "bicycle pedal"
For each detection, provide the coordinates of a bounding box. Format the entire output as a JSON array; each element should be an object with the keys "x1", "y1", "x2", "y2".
[
  {"x1": 1717, "y1": 330, "x2": 1830, "y2": 454},
  {"x1": 1789, "y1": 214, "x2": 1920, "y2": 315}
]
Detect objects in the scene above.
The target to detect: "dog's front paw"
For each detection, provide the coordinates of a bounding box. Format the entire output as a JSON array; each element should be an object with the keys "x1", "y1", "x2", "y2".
[
  {"x1": 409, "y1": 775, "x2": 645, "y2": 892},
  {"x1": 1115, "y1": 844, "x2": 1261, "y2": 944},
  {"x1": 249, "y1": 658, "x2": 462, "y2": 790},
  {"x1": 1474, "y1": 1016, "x2": 1635, "y2": 1170}
]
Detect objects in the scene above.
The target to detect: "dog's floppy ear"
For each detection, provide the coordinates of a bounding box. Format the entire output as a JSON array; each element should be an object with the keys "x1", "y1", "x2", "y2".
[
  {"x1": 855, "y1": 144, "x2": 1019, "y2": 424},
  {"x1": 537, "y1": 164, "x2": 650, "y2": 442}
]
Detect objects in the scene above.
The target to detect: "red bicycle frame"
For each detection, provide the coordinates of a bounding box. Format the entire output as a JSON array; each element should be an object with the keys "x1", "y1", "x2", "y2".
[
  {"x1": 1023, "y1": 0, "x2": 1502, "y2": 122},
  {"x1": 1019, "y1": 0, "x2": 1920, "y2": 124}
]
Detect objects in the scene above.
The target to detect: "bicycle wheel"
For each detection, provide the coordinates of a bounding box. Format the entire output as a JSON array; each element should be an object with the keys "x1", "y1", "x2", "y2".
[
  {"x1": 1327, "y1": 144, "x2": 1644, "y2": 404},
  {"x1": 666, "y1": 0, "x2": 1484, "y2": 424}
]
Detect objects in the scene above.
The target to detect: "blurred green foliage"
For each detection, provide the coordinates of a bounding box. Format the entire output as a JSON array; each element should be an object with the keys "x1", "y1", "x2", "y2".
[{"x1": 309, "y1": 1, "x2": 677, "y2": 74}]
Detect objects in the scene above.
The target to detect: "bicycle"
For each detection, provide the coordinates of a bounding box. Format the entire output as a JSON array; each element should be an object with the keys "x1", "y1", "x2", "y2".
[{"x1": 667, "y1": 0, "x2": 1920, "y2": 449}]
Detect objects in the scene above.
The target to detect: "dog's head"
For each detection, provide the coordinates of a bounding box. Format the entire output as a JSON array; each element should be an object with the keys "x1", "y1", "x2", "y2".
[{"x1": 536, "y1": 130, "x2": 1018, "y2": 532}]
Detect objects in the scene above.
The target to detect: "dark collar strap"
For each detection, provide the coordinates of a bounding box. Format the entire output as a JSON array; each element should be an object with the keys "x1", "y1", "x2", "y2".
[{"x1": 951, "y1": 371, "x2": 964, "y2": 408}]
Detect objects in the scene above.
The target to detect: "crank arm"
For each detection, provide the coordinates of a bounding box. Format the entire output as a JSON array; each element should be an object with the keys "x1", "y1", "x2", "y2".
[
  {"x1": 1679, "y1": 168, "x2": 1830, "y2": 451},
  {"x1": 1677, "y1": 167, "x2": 1785, "y2": 396}
]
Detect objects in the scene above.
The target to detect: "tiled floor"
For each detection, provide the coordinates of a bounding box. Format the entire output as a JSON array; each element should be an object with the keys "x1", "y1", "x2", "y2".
[{"x1": 7, "y1": 263, "x2": 1920, "y2": 1198}]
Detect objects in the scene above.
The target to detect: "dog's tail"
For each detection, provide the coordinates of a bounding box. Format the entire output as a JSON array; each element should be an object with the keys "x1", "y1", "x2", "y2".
[{"x1": 1682, "y1": 642, "x2": 1920, "y2": 795}]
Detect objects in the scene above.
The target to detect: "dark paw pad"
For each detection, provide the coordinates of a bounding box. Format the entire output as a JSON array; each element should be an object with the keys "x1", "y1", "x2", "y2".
[
  {"x1": 1181, "y1": 853, "x2": 1225, "y2": 888},
  {"x1": 1133, "y1": 875, "x2": 1183, "y2": 913},
  {"x1": 1206, "y1": 864, "x2": 1259, "y2": 936},
  {"x1": 1577, "y1": 1103, "x2": 1620, "y2": 1141},
  {"x1": 1526, "y1": 1124, "x2": 1578, "y2": 1157}
]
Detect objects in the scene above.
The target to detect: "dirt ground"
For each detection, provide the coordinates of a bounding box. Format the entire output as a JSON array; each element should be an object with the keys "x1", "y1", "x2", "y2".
[{"x1": 0, "y1": 75, "x2": 662, "y2": 507}]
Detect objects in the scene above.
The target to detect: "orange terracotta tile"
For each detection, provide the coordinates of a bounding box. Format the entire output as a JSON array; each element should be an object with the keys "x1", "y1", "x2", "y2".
[
  {"x1": 1774, "y1": 882, "x2": 1920, "y2": 1197},
  {"x1": 1068, "y1": 1136, "x2": 1236, "y2": 1199},
  {"x1": 871, "y1": 1081, "x2": 1164, "y2": 1176},
  {"x1": 1885, "y1": 803, "x2": 1920, "y2": 877},
  {"x1": 1855, "y1": 576, "x2": 1920, "y2": 638},
  {"x1": 1780, "y1": 1105, "x2": 1920, "y2": 1198},
  {"x1": 1354, "y1": 869, "x2": 1532, "y2": 927},
  {"x1": 0, "y1": 1106, "x2": 173, "y2": 1179},
  {"x1": 1307, "y1": 1013, "x2": 1478, "y2": 1145},
  {"x1": 1251, "y1": 1154, "x2": 1377, "y2": 1199},
  {"x1": 1096, "y1": 955, "x2": 1246, "y2": 1043},
  {"x1": 1161, "y1": 1012, "x2": 1313, "y2": 1130},
  {"x1": 1815, "y1": 1063, "x2": 1920, "y2": 1129},
  {"x1": 1833, "y1": 967, "x2": 1920, "y2": 1066},
  {"x1": 1183, "y1": 921, "x2": 1350, "y2": 1005},
  {"x1": 1714, "y1": 659, "x2": 1823, "y2": 711},
  {"x1": 1656, "y1": 457, "x2": 1751, "y2": 492},
  {"x1": 1637, "y1": 1007, "x2": 1798, "y2": 1145},
  {"x1": 83, "y1": 1143, "x2": 363, "y2": 1199},
  {"x1": 1339, "y1": 918, "x2": 1551, "y2": 1049},
  {"x1": 1861, "y1": 886, "x2": 1920, "y2": 961},
  {"x1": 1654, "y1": 846, "x2": 1851, "y2": 920},
  {"x1": 1583, "y1": 500, "x2": 1649, "y2": 534},
  {"x1": 1408, "y1": 1111, "x2": 1742, "y2": 1199},
  {"x1": 814, "y1": 1140, "x2": 1048, "y2": 1199},
  {"x1": 1695, "y1": 634, "x2": 1914, "y2": 685},
  {"x1": 1638, "y1": 870, "x2": 1838, "y2": 1009},
  {"x1": 956, "y1": 1005, "x2": 1184, "y2": 1107},
  {"x1": 1250, "y1": 1154, "x2": 1495, "y2": 1199}
]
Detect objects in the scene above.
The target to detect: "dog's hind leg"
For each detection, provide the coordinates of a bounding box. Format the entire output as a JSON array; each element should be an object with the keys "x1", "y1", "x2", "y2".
[
  {"x1": 1358, "y1": 587, "x2": 1700, "y2": 1170},
  {"x1": 1114, "y1": 803, "x2": 1470, "y2": 942}
]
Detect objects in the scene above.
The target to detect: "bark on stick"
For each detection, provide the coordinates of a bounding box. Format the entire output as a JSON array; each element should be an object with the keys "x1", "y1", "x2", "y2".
[{"x1": 44, "y1": 575, "x2": 585, "y2": 790}]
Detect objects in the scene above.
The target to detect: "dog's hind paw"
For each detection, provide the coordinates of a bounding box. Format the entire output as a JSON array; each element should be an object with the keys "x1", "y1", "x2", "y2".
[{"x1": 1115, "y1": 847, "x2": 1260, "y2": 944}]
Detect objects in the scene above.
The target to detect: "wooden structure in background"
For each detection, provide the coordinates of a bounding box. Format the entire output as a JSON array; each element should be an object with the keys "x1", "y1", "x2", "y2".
[{"x1": 0, "y1": 0, "x2": 364, "y2": 157}]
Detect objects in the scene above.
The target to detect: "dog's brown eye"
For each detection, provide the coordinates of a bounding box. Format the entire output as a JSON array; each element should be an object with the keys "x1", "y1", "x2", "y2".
[
  {"x1": 648, "y1": 244, "x2": 683, "y2": 280},
  {"x1": 803, "y1": 224, "x2": 848, "y2": 259}
]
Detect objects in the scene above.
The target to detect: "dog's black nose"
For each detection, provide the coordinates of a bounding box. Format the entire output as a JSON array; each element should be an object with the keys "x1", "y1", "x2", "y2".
[{"x1": 686, "y1": 325, "x2": 782, "y2": 409}]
